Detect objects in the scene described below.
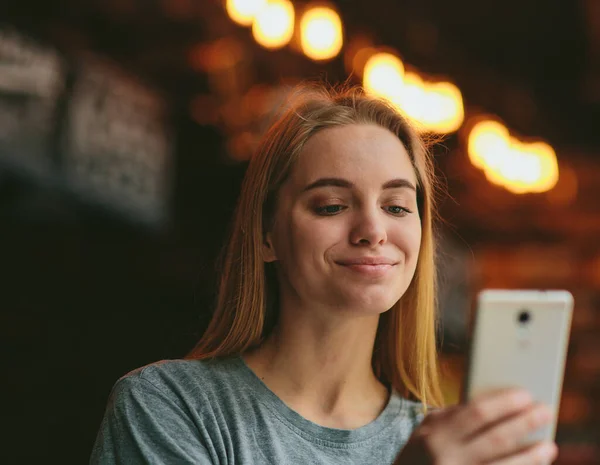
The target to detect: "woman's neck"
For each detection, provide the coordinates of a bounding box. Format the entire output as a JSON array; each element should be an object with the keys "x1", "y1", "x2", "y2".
[{"x1": 242, "y1": 309, "x2": 389, "y2": 429}]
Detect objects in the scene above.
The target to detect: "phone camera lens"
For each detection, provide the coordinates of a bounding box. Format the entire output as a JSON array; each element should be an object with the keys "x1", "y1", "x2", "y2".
[{"x1": 517, "y1": 310, "x2": 531, "y2": 324}]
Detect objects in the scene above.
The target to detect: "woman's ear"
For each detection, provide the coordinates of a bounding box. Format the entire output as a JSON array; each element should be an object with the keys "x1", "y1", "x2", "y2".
[{"x1": 262, "y1": 233, "x2": 278, "y2": 263}]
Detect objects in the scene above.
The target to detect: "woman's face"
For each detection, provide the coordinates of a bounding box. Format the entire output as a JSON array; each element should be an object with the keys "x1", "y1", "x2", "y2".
[{"x1": 263, "y1": 124, "x2": 422, "y2": 316}]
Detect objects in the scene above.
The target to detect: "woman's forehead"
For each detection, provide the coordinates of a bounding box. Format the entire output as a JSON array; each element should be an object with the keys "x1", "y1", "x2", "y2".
[{"x1": 288, "y1": 124, "x2": 417, "y2": 188}]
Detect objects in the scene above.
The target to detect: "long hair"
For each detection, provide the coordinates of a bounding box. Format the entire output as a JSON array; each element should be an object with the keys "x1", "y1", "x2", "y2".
[{"x1": 187, "y1": 83, "x2": 444, "y2": 409}]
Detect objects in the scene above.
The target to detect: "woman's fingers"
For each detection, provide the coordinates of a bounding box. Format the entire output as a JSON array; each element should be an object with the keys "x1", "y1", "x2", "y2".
[
  {"x1": 490, "y1": 441, "x2": 558, "y2": 465},
  {"x1": 395, "y1": 390, "x2": 558, "y2": 465},
  {"x1": 451, "y1": 388, "x2": 534, "y2": 440},
  {"x1": 466, "y1": 402, "x2": 553, "y2": 462}
]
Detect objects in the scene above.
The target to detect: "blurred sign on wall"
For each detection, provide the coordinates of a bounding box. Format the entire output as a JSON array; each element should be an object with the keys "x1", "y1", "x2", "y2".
[
  {"x1": 0, "y1": 26, "x2": 173, "y2": 227},
  {"x1": 61, "y1": 56, "x2": 172, "y2": 226},
  {"x1": 0, "y1": 26, "x2": 66, "y2": 179}
]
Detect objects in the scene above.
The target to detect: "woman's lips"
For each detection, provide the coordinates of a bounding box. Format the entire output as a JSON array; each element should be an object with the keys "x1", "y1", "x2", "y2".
[
  {"x1": 335, "y1": 257, "x2": 398, "y2": 277},
  {"x1": 340, "y1": 263, "x2": 395, "y2": 277},
  {"x1": 336, "y1": 256, "x2": 397, "y2": 266}
]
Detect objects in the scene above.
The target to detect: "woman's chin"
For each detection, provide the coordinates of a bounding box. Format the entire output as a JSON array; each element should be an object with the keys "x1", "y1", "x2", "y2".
[{"x1": 339, "y1": 289, "x2": 402, "y2": 315}]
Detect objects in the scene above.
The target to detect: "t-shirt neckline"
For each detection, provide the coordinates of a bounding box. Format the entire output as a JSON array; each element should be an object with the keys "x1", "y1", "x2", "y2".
[{"x1": 233, "y1": 355, "x2": 407, "y2": 445}]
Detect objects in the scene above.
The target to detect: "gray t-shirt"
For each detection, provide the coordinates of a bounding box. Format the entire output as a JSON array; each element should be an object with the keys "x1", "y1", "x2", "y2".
[{"x1": 90, "y1": 356, "x2": 425, "y2": 464}]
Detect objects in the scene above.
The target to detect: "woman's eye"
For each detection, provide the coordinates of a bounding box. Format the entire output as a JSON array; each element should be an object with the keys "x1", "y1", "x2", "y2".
[
  {"x1": 385, "y1": 205, "x2": 411, "y2": 216},
  {"x1": 315, "y1": 205, "x2": 345, "y2": 216}
]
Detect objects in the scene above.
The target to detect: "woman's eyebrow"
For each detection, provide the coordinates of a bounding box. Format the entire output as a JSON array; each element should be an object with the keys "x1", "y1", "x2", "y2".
[
  {"x1": 382, "y1": 178, "x2": 416, "y2": 191},
  {"x1": 302, "y1": 177, "x2": 416, "y2": 192},
  {"x1": 302, "y1": 177, "x2": 353, "y2": 192}
]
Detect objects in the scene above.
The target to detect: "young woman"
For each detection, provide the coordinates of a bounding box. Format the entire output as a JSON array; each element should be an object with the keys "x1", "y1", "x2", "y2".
[{"x1": 91, "y1": 84, "x2": 557, "y2": 464}]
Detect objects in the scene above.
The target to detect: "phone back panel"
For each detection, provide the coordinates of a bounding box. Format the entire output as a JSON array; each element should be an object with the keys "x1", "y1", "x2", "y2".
[{"x1": 464, "y1": 290, "x2": 573, "y2": 443}]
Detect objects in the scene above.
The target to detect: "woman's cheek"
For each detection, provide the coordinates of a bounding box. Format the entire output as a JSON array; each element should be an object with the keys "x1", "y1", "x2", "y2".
[
  {"x1": 294, "y1": 221, "x2": 331, "y2": 252},
  {"x1": 391, "y1": 223, "x2": 422, "y2": 260}
]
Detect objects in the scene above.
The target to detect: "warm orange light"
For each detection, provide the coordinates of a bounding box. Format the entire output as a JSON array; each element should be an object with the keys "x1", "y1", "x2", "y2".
[
  {"x1": 467, "y1": 119, "x2": 559, "y2": 194},
  {"x1": 252, "y1": 0, "x2": 295, "y2": 49},
  {"x1": 391, "y1": 73, "x2": 463, "y2": 133},
  {"x1": 419, "y1": 81, "x2": 464, "y2": 133},
  {"x1": 394, "y1": 72, "x2": 424, "y2": 121},
  {"x1": 519, "y1": 141, "x2": 559, "y2": 192},
  {"x1": 300, "y1": 6, "x2": 343, "y2": 61},
  {"x1": 496, "y1": 140, "x2": 541, "y2": 193},
  {"x1": 226, "y1": 0, "x2": 267, "y2": 26},
  {"x1": 468, "y1": 120, "x2": 510, "y2": 170},
  {"x1": 363, "y1": 52, "x2": 405, "y2": 101}
]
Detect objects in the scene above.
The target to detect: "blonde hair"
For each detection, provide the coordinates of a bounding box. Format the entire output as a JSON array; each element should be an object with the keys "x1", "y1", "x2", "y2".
[{"x1": 187, "y1": 83, "x2": 444, "y2": 409}]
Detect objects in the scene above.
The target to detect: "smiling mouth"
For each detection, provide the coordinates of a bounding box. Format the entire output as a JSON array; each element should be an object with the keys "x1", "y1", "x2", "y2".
[
  {"x1": 335, "y1": 261, "x2": 398, "y2": 277},
  {"x1": 335, "y1": 257, "x2": 399, "y2": 266}
]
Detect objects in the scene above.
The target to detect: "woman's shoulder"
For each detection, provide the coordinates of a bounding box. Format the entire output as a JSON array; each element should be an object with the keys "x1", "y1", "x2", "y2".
[
  {"x1": 92, "y1": 359, "x2": 240, "y2": 463},
  {"x1": 112, "y1": 356, "x2": 245, "y2": 407},
  {"x1": 125, "y1": 356, "x2": 237, "y2": 381}
]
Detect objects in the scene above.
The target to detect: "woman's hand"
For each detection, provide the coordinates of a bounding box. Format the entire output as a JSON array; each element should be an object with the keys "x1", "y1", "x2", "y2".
[{"x1": 395, "y1": 388, "x2": 558, "y2": 465}]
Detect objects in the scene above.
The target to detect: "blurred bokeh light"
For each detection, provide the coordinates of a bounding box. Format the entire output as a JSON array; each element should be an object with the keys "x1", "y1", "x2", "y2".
[
  {"x1": 226, "y1": 0, "x2": 268, "y2": 27},
  {"x1": 300, "y1": 6, "x2": 343, "y2": 61},
  {"x1": 468, "y1": 119, "x2": 560, "y2": 193},
  {"x1": 363, "y1": 52, "x2": 405, "y2": 100},
  {"x1": 393, "y1": 73, "x2": 464, "y2": 134},
  {"x1": 363, "y1": 54, "x2": 463, "y2": 134},
  {"x1": 252, "y1": 0, "x2": 295, "y2": 50}
]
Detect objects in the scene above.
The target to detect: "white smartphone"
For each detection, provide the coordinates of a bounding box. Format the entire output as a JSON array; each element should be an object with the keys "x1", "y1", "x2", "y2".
[{"x1": 463, "y1": 289, "x2": 574, "y2": 445}]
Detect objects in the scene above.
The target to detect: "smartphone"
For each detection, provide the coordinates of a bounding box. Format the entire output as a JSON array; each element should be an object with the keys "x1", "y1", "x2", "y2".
[{"x1": 463, "y1": 289, "x2": 574, "y2": 444}]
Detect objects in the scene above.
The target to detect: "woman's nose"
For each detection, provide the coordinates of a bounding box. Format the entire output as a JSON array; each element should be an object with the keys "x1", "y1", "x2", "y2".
[{"x1": 349, "y1": 208, "x2": 387, "y2": 246}]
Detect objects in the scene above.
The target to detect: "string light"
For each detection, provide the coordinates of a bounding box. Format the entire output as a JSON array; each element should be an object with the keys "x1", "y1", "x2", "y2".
[
  {"x1": 468, "y1": 120, "x2": 559, "y2": 193},
  {"x1": 221, "y1": 0, "x2": 562, "y2": 187},
  {"x1": 252, "y1": 0, "x2": 295, "y2": 49},
  {"x1": 300, "y1": 6, "x2": 343, "y2": 61},
  {"x1": 225, "y1": 0, "x2": 267, "y2": 27},
  {"x1": 363, "y1": 52, "x2": 405, "y2": 100}
]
